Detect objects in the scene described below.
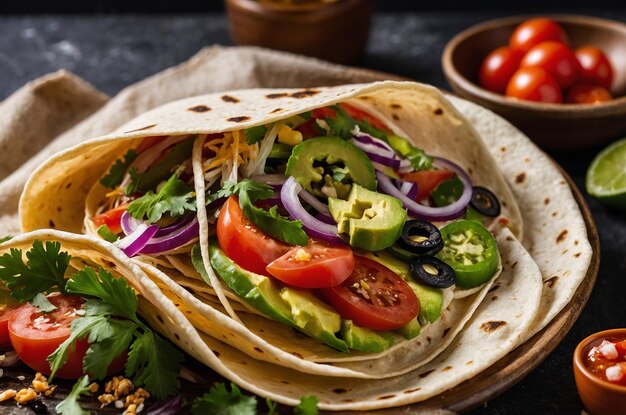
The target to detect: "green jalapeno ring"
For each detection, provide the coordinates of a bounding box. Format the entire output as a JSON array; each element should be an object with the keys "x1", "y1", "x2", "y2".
[{"x1": 436, "y1": 220, "x2": 498, "y2": 289}]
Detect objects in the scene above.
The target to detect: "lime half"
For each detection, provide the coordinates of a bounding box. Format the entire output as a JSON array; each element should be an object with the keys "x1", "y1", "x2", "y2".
[{"x1": 586, "y1": 138, "x2": 626, "y2": 208}]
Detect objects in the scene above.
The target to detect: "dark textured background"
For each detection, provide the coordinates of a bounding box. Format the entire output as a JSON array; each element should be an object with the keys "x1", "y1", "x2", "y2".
[{"x1": 0, "y1": 5, "x2": 625, "y2": 415}]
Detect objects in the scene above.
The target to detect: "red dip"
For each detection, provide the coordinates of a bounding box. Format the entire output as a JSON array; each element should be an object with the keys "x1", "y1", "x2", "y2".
[{"x1": 584, "y1": 336, "x2": 626, "y2": 386}]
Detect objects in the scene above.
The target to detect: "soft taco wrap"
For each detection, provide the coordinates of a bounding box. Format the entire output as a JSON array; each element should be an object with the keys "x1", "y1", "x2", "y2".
[{"x1": 14, "y1": 81, "x2": 590, "y2": 408}]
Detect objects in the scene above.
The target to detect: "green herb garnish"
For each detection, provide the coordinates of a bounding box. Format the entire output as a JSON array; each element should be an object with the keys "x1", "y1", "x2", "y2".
[
  {"x1": 127, "y1": 174, "x2": 196, "y2": 223},
  {"x1": 56, "y1": 375, "x2": 92, "y2": 415},
  {"x1": 100, "y1": 149, "x2": 137, "y2": 189},
  {"x1": 246, "y1": 125, "x2": 268, "y2": 145}
]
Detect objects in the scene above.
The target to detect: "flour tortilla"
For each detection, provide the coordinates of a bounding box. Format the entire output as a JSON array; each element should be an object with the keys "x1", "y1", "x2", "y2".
[{"x1": 18, "y1": 81, "x2": 522, "y2": 376}]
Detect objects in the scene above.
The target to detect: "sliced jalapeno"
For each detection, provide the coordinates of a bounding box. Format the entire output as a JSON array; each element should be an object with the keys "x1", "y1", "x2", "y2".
[{"x1": 436, "y1": 220, "x2": 498, "y2": 288}]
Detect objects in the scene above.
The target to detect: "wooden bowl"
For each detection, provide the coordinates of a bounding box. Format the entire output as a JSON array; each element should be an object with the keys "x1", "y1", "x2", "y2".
[
  {"x1": 225, "y1": 0, "x2": 372, "y2": 65},
  {"x1": 573, "y1": 328, "x2": 626, "y2": 415},
  {"x1": 442, "y1": 15, "x2": 626, "y2": 151}
]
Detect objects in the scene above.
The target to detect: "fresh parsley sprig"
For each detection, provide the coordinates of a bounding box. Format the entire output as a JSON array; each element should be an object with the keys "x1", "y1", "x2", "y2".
[
  {"x1": 100, "y1": 149, "x2": 138, "y2": 189},
  {"x1": 192, "y1": 383, "x2": 318, "y2": 415},
  {"x1": 48, "y1": 267, "x2": 183, "y2": 399},
  {"x1": 0, "y1": 240, "x2": 71, "y2": 310},
  {"x1": 207, "y1": 179, "x2": 308, "y2": 246},
  {"x1": 56, "y1": 375, "x2": 92, "y2": 415},
  {"x1": 127, "y1": 173, "x2": 196, "y2": 223}
]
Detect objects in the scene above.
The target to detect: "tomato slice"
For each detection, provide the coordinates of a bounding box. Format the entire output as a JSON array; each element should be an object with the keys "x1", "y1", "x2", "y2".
[
  {"x1": 340, "y1": 103, "x2": 390, "y2": 132},
  {"x1": 91, "y1": 205, "x2": 128, "y2": 235},
  {"x1": 9, "y1": 294, "x2": 86, "y2": 378},
  {"x1": 266, "y1": 240, "x2": 355, "y2": 288},
  {"x1": 400, "y1": 170, "x2": 454, "y2": 202},
  {"x1": 217, "y1": 195, "x2": 292, "y2": 276},
  {"x1": 320, "y1": 256, "x2": 419, "y2": 331},
  {"x1": 298, "y1": 103, "x2": 390, "y2": 139},
  {"x1": 9, "y1": 294, "x2": 126, "y2": 379}
]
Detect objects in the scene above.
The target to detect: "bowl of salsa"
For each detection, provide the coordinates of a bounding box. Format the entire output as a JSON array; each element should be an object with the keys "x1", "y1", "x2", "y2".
[{"x1": 574, "y1": 328, "x2": 626, "y2": 415}]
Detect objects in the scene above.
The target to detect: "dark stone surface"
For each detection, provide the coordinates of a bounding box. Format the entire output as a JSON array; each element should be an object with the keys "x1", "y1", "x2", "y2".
[{"x1": 1, "y1": 11, "x2": 625, "y2": 414}]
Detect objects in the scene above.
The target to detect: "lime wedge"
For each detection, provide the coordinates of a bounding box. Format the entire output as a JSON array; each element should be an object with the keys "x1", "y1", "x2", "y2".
[{"x1": 586, "y1": 138, "x2": 626, "y2": 208}]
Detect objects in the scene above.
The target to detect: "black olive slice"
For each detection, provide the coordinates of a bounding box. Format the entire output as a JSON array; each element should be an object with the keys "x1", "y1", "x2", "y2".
[
  {"x1": 410, "y1": 256, "x2": 456, "y2": 289},
  {"x1": 398, "y1": 220, "x2": 443, "y2": 255},
  {"x1": 470, "y1": 186, "x2": 501, "y2": 217}
]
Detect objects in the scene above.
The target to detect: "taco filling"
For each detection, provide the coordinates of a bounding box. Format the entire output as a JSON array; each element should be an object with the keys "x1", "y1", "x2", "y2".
[{"x1": 87, "y1": 100, "x2": 503, "y2": 353}]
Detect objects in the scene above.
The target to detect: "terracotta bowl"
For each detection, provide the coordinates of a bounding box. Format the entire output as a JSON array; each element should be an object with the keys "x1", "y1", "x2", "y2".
[
  {"x1": 225, "y1": 0, "x2": 372, "y2": 65},
  {"x1": 442, "y1": 15, "x2": 626, "y2": 151},
  {"x1": 573, "y1": 328, "x2": 626, "y2": 415}
]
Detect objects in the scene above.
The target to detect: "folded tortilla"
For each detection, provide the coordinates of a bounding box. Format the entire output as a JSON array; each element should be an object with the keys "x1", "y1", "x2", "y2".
[{"x1": 16, "y1": 81, "x2": 590, "y2": 409}]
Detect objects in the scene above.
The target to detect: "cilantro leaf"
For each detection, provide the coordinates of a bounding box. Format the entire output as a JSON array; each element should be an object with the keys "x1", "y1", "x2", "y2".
[
  {"x1": 295, "y1": 395, "x2": 319, "y2": 415},
  {"x1": 134, "y1": 139, "x2": 194, "y2": 192},
  {"x1": 324, "y1": 105, "x2": 355, "y2": 140},
  {"x1": 299, "y1": 111, "x2": 312, "y2": 121},
  {"x1": 0, "y1": 240, "x2": 70, "y2": 302},
  {"x1": 245, "y1": 125, "x2": 267, "y2": 145},
  {"x1": 100, "y1": 149, "x2": 137, "y2": 188},
  {"x1": 192, "y1": 383, "x2": 257, "y2": 415},
  {"x1": 127, "y1": 174, "x2": 196, "y2": 223},
  {"x1": 56, "y1": 375, "x2": 91, "y2": 415},
  {"x1": 66, "y1": 267, "x2": 138, "y2": 321},
  {"x1": 97, "y1": 225, "x2": 119, "y2": 243},
  {"x1": 48, "y1": 315, "x2": 106, "y2": 380},
  {"x1": 266, "y1": 398, "x2": 278, "y2": 415},
  {"x1": 30, "y1": 292, "x2": 57, "y2": 313},
  {"x1": 83, "y1": 319, "x2": 136, "y2": 379},
  {"x1": 212, "y1": 179, "x2": 307, "y2": 246},
  {"x1": 126, "y1": 330, "x2": 183, "y2": 399},
  {"x1": 0, "y1": 236, "x2": 11, "y2": 244},
  {"x1": 124, "y1": 168, "x2": 141, "y2": 195}
]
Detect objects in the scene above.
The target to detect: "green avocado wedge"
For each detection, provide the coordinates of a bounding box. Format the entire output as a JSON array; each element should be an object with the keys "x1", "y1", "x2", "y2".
[
  {"x1": 192, "y1": 244, "x2": 349, "y2": 352},
  {"x1": 285, "y1": 136, "x2": 377, "y2": 198},
  {"x1": 341, "y1": 320, "x2": 395, "y2": 353},
  {"x1": 329, "y1": 184, "x2": 406, "y2": 251}
]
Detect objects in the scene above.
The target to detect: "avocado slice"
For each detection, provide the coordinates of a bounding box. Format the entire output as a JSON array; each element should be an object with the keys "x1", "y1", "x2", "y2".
[
  {"x1": 341, "y1": 320, "x2": 395, "y2": 353},
  {"x1": 329, "y1": 184, "x2": 406, "y2": 251},
  {"x1": 193, "y1": 244, "x2": 349, "y2": 352},
  {"x1": 285, "y1": 136, "x2": 376, "y2": 199},
  {"x1": 396, "y1": 318, "x2": 421, "y2": 340}
]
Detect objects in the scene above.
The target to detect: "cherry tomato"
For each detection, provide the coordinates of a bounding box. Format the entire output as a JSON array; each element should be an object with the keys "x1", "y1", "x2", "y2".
[
  {"x1": 520, "y1": 41, "x2": 580, "y2": 88},
  {"x1": 506, "y1": 67, "x2": 563, "y2": 103},
  {"x1": 217, "y1": 195, "x2": 292, "y2": 275},
  {"x1": 575, "y1": 46, "x2": 614, "y2": 89},
  {"x1": 565, "y1": 83, "x2": 612, "y2": 104},
  {"x1": 91, "y1": 205, "x2": 128, "y2": 235},
  {"x1": 320, "y1": 256, "x2": 419, "y2": 331},
  {"x1": 266, "y1": 240, "x2": 354, "y2": 288},
  {"x1": 478, "y1": 47, "x2": 522, "y2": 94},
  {"x1": 616, "y1": 340, "x2": 626, "y2": 357},
  {"x1": 509, "y1": 17, "x2": 569, "y2": 55},
  {"x1": 400, "y1": 169, "x2": 454, "y2": 202}
]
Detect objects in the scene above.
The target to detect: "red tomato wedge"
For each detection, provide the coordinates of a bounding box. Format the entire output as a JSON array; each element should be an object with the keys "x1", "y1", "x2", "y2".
[
  {"x1": 400, "y1": 170, "x2": 454, "y2": 201},
  {"x1": 616, "y1": 340, "x2": 626, "y2": 358},
  {"x1": 266, "y1": 240, "x2": 355, "y2": 288},
  {"x1": 91, "y1": 205, "x2": 128, "y2": 235},
  {"x1": 320, "y1": 256, "x2": 419, "y2": 331},
  {"x1": 9, "y1": 294, "x2": 125, "y2": 379},
  {"x1": 217, "y1": 195, "x2": 292, "y2": 276}
]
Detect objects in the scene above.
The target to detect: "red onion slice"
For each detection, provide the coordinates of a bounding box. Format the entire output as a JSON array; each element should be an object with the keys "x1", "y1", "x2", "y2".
[
  {"x1": 376, "y1": 157, "x2": 472, "y2": 221},
  {"x1": 299, "y1": 188, "x2": 331, "y2": 217},
  {"x1": 350, "y1": 138, "x2": 396, "y2": 160},
  {"x1": 353, "y1": 134, "x2": 395, "y2": 154},
  {"x1": 116, "y1": 223, "x2": 159, "y2": 257},
  {"x1": 399, "y1": 180, "x2": 419, "y2": 199},
  {"x1": 281, "y1": 176, "x2": 344, "y2": 244},
  {"x1": 146, "y1": 394, "x2": 183, "y2": 415},
  {"x1": 365, "y1": 151, "x2": 401, "y2": 169},
  {"x1": 120, "y1": 211, "x2": 199, "y2": 255}
]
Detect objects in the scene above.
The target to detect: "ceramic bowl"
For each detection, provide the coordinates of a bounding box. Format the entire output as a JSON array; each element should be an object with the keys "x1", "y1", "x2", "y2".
[
  {"x1": 225, "y1": 0, "x2": 372, "y2": 65},
  {"x1": 573, "y1": 328, "x2": 626, "y2": 415},
  {"x1": 442, "y1": 15, "x2": 626, "y2": 150}
]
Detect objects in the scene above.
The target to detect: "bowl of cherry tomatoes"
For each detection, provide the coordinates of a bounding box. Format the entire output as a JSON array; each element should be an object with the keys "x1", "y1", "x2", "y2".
[{"x1": 442, "y1": 15, "x2": 626, "y2": 150}]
